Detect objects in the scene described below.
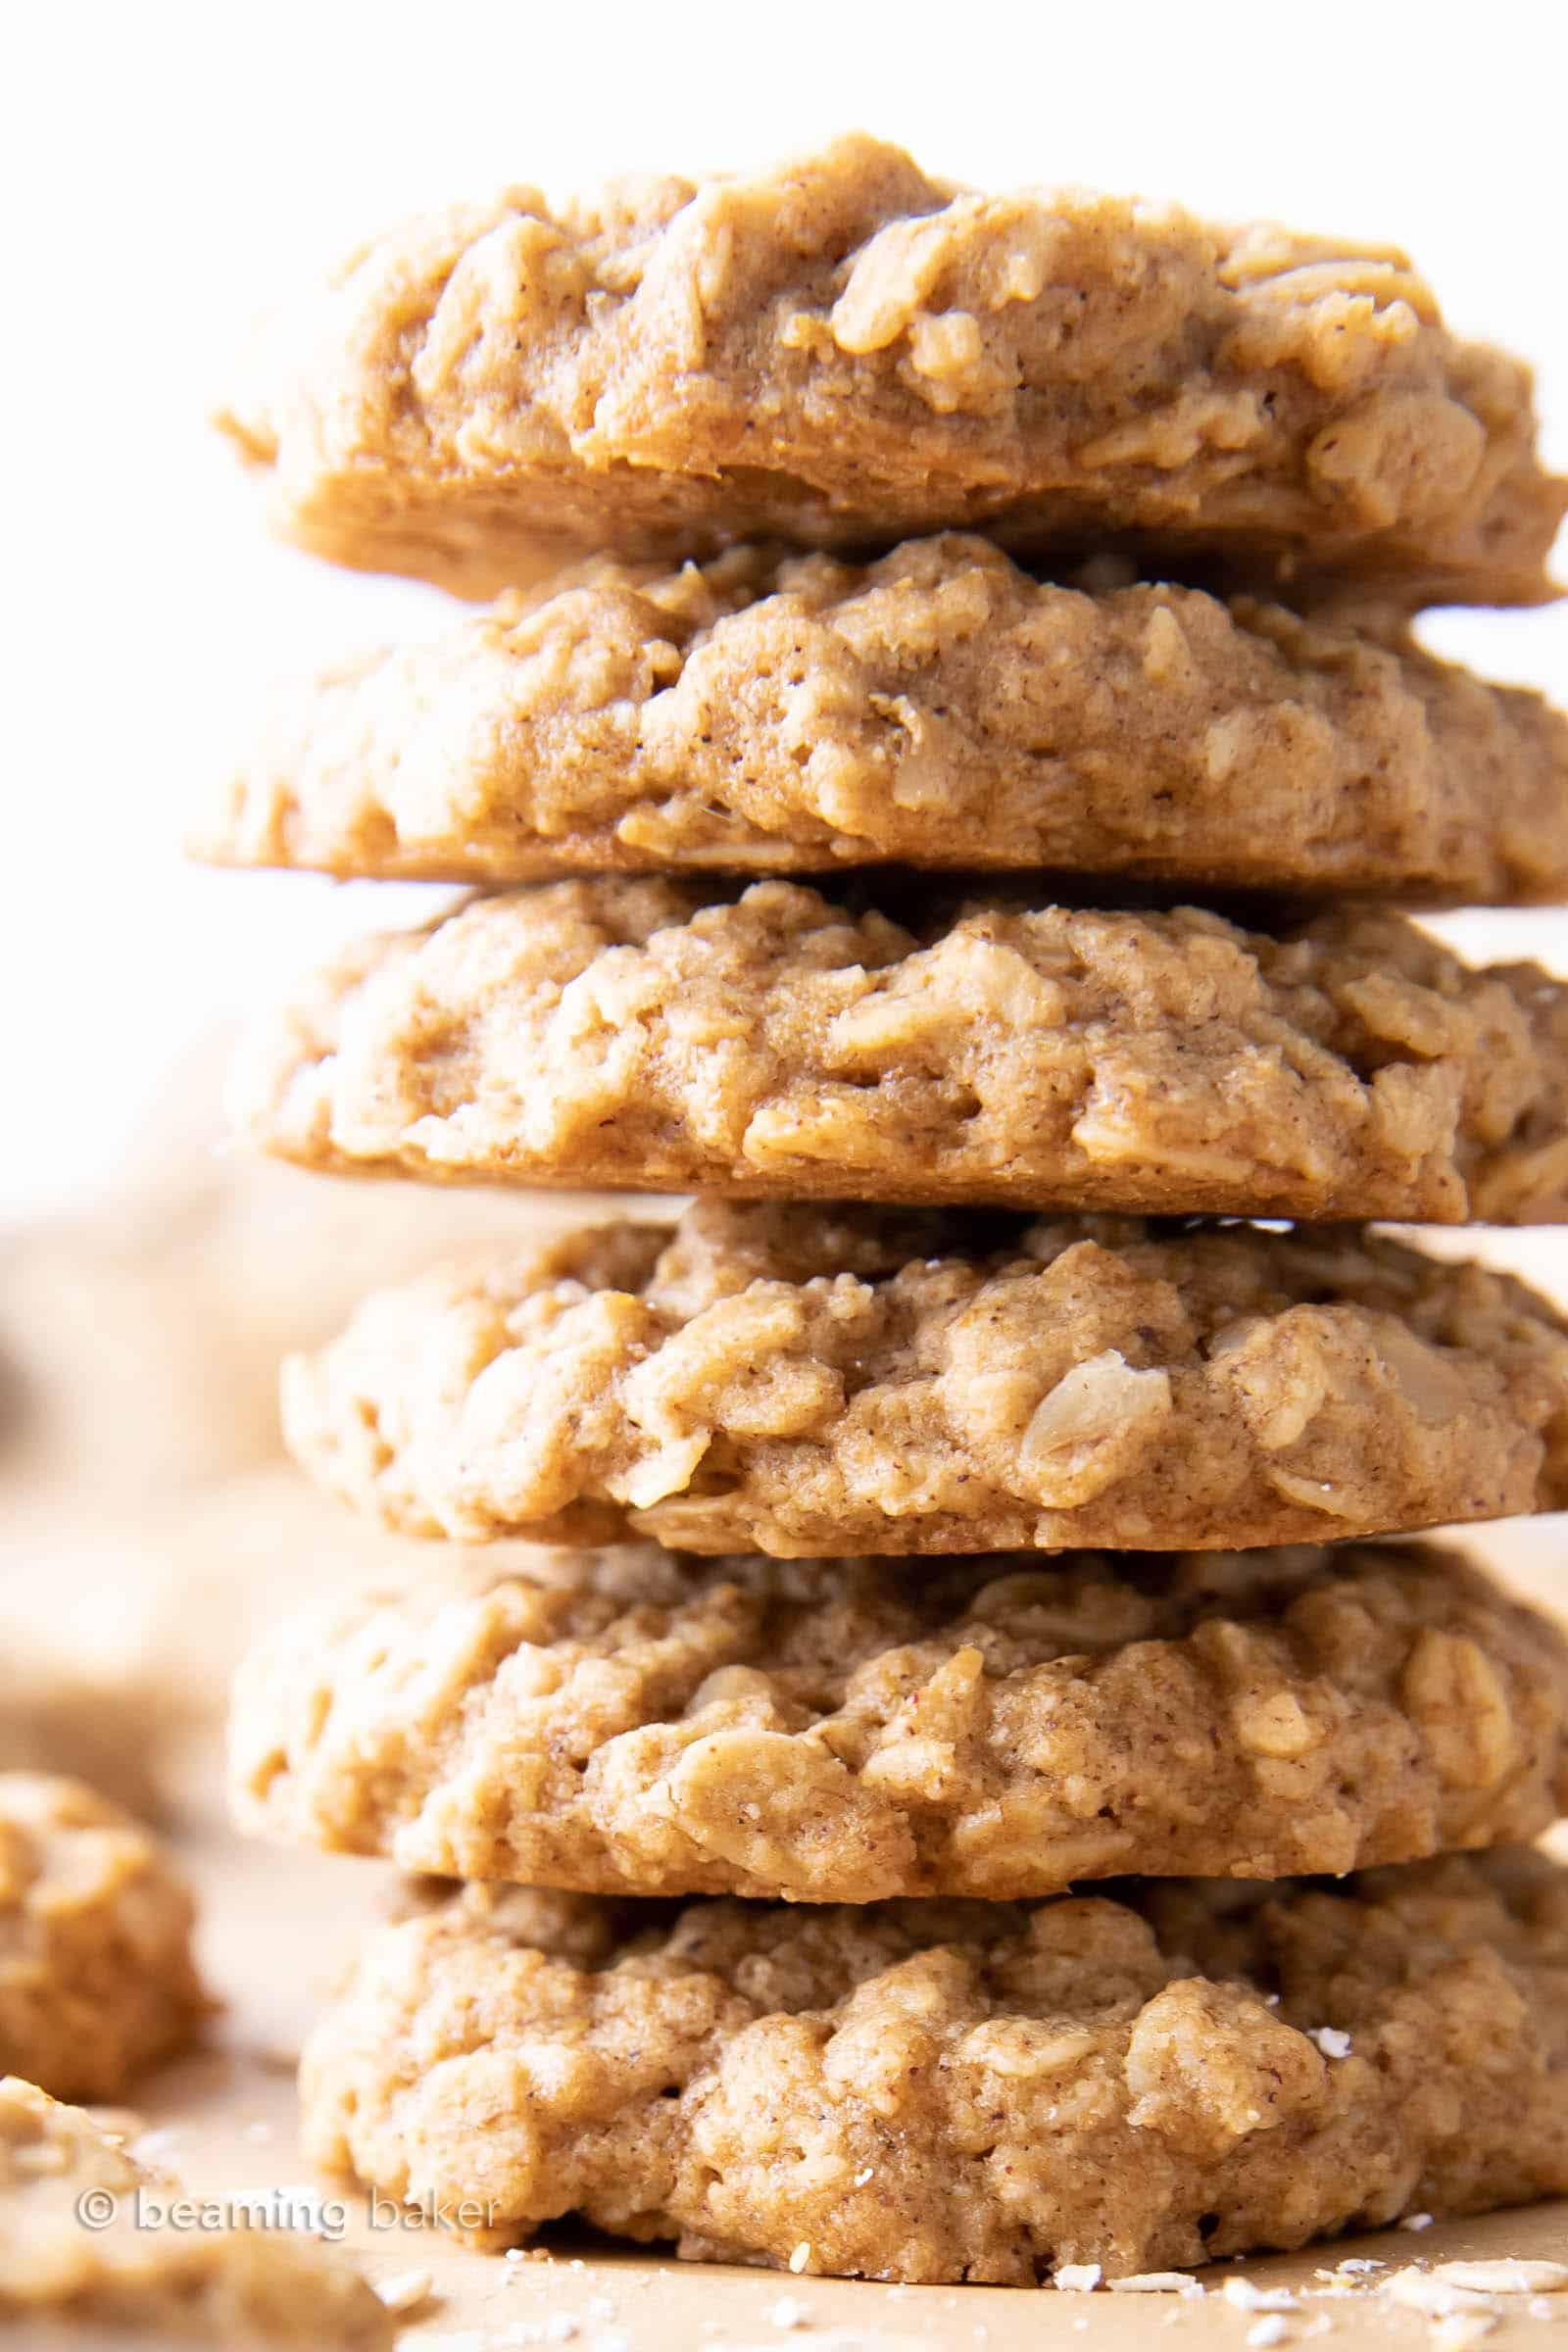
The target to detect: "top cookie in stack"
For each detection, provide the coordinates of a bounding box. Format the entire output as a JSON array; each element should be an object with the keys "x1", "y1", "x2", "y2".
[{"x1": 218, "y1": 132, "x2": 1565, "y2": 610}]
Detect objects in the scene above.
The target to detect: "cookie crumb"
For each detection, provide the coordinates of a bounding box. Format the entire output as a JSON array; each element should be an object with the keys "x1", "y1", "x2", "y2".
[
  {"x1": 1384, "y1": 2271, "x2": 1495, "y2": 2317},
  {"x1": 374, "y1": 2268, "x2": 432, "y2": 2314},
  {"x1": 1432, "y1": 2262, "x2": 1568, "y2": 2294},
  {"x1": 1222, "y1": 2279, "x2": 1297, "y2": 2313},
  {"x1": 1109, "y1": 2274, "x2": 1203, "y2": 2294},
  {"x1": 1056, "y1": 2264, "x2": 1102, "y2": 2291},
  {"x1": 1431, "y1": 2318, "x2": 1497, "y2": 2351}
]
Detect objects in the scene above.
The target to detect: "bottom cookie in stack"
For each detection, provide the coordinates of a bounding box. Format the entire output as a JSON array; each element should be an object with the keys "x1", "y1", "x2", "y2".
[
  {"x1": 299, "y1": 1852, "x2": 1568, "y2": 2283},
  {"x1": 230, "y1": 1539, "x2": 1568, "y2": 2278}
]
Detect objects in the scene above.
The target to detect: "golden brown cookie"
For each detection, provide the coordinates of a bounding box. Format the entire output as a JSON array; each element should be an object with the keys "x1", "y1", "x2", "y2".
[
  {"x1": 300, "y1": 1849, "x2": 1568, "y2": 2282},
  {"x1": 280, "y1": 1201, "x2": 1568, "y2": 1556},
  {"x1": 230, "y1": 1541, "x2": 1568, "y2": 1901},
  {"x1": 218, "y1": 136, "x2": 1565, "y2": 606},
  {"x1": 0, "y1": 1774, "x2": 209, "y2": 2101},
  {"x1": 0, "y1": 2075, "x2": 392, "y2": 2344},
  {"x1": 231, "y1": 880, "x2": 1568, "y2": 1225},
  {"x1": 195, "y1": 541, "x2": 1568, "y2": 903}
]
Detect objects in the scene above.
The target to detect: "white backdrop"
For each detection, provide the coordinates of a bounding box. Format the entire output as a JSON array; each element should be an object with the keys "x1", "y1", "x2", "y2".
[{"x1": 6, "y1": 0, "x2": 1566, "y2": 1217}]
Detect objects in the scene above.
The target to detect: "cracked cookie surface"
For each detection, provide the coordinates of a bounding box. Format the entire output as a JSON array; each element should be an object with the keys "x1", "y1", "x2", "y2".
[
  {"x1": 0, "y1": 1774, "x2": 209, "y2": 2102},
  {"x1": 279, "y1": 1201, "x2": 1568, "y2": 1556},
  {"x1": 230, "y1": 881, "x2": 1568, "y2": 1226},
  {"x1": 196, "y1": 541, "x2": 1568, "y2": 903},
  {"x1": 230, "y1": 1542, "x2": 1568, "y2": 1901},
  {"x1": 300, "y1": 1849, "x2": 1568, "y2": 2282},
  {"x1": 218, "y1": 136, "x2": 1565, "y2": 605}
]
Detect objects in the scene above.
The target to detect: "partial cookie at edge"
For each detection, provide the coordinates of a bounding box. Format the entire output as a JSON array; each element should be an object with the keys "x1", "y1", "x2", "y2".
[
  {"x1": 0, "y1": 2076, "x2": 392, "y2": 2344},
  {"x1": 0, "y1": 1774, "x2": 210, "y2": 2103}
]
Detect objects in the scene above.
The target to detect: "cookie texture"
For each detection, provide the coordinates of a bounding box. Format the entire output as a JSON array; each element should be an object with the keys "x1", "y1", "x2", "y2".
[
  {"x1": 196, "y1": 540, "x2": 1568, "y2": 904},
  {"x1": 0, "y1": 1774, "x2": 209, "y2": 2101},
  {"x1": 0, "y1": 2075, "x2": 392, "y2": 2344},
  {"x1": 281, "y1": 1201, "x2": 1568, "y2": 1556},
  {"x1": 300, "y1": 1850, "x2": 1568, "y2": 2281},
  {"x1": 232, "y1": 879, "x2": 1568, "y2": 1225},
  {"x1": 217, "y1": 135, "x2": 1565, "y2": 606},
  {"x1": 230, "y1": 1542, "x2": 1568, "y2": 1901}
]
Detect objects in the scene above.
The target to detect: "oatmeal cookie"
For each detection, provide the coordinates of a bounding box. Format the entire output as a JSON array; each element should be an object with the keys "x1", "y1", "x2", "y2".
[
  {"x1": 231, "y1": 879, "x2": 1568, "y2": 1225},
  {"x1": 300, "y1": 1850, "x2": 1568, "y2": 2281},
  {"x1": 217, "y1": 136, "x2": 1565, "y2": 605},
  {"x1": 229, "y1": 1542, "x2": 1568, "y2": 1900},
  {"x1": 0, "y1": 1775, "x2": 209, "y2": 2101},
  {"x1": 0, "y1": 2075, "x2": 391, "y2": 2343},
  {"x1": 280, "y1": 1201, "x2": 1568, "y2": 1555},
  {"x1": 195, "y1": 542, "x2": 1568, "y2": 903}
]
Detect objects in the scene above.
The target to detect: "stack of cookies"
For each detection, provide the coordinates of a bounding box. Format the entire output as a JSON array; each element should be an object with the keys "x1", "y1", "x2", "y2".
[{"x1": 208, "y1": 138, "x2": 1568, "y2": 2283}]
